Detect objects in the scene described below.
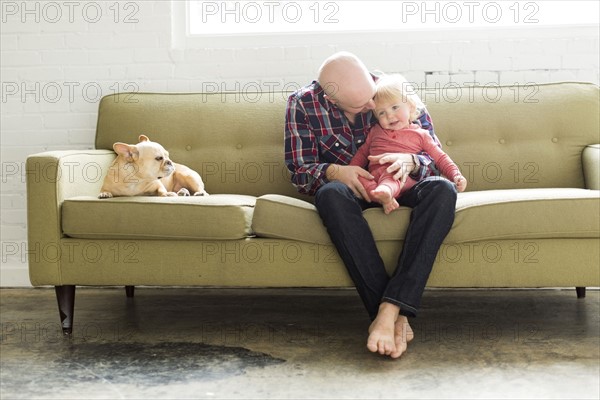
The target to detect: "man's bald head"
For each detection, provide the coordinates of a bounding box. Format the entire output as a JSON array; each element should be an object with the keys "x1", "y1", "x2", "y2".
[{"x1": 317, "y1": 52, "x2": 376, "y2": 116}]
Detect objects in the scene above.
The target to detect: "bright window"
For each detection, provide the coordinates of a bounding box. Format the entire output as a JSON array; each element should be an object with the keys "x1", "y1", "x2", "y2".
[{"x1": 188, "y1": 0, "x2": 599, "y2": 35}]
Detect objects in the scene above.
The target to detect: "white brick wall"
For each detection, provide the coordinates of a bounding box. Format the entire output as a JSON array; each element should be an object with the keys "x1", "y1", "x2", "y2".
[{"x1": 1, "y1": 1, "x2": 599, "y2": 286}]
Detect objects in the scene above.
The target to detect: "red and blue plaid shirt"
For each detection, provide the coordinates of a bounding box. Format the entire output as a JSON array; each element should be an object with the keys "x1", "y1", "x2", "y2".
[{"x1": 285, "y1": 80, "x2": 440, "y2": 196}]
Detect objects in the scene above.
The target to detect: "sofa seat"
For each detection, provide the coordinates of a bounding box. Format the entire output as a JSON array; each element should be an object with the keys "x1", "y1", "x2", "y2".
[
  {"x1": 252, "y1": 188, "x2": 600, "y2": 244},
  {"x1": 62, "y1": 195, "x2": 256, "y2": 240}
]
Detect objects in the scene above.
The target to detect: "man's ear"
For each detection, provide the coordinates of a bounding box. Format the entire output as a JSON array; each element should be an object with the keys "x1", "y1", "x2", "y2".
[
  {"x1": 323, "y1": 94, "x2": 338, "y2": 105},
  {"x1": 113, "y1": 143, "x2": 139, "y2": 162},
  {"x1": 139, "y1": 135, "x2": 150, "y2": 142}
]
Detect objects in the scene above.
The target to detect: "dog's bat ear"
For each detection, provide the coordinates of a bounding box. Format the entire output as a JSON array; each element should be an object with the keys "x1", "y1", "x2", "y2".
[
  {"x1": 139, "y1": 135, "x2": 149, "y2": 142},
  {"x1": 113, "y1": 142, "x2": 139, "y2": 162}
]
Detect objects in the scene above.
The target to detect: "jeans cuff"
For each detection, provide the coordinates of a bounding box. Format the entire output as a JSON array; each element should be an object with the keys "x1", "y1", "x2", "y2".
[{"x1": 381, "y1": 297, "x2": 417, "y2": 318}]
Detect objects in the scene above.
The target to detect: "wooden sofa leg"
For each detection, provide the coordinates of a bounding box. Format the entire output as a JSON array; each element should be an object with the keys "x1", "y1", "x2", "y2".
[
  {"x1": 576, "y1": 287, "x2": 586, "y2": 298},
  {"x1": 54, "y1": 285, "x2": 76, "y2": 336},
  {"x1": 125, "y1": 286, "x2": 135, "y2": 298}
]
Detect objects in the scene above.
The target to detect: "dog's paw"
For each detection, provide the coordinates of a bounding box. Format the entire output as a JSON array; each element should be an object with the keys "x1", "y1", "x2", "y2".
[
  {"x1": 98, "y1": 192, "x2": 113, "y2": 199},
  {"x1": 177, "y1": 188, "x2": 191, "y2": 196},
  {"x1": 165, "y1": 192, "x2": 178, "y2": 197},
  {"x1": 193, "y1": 191, "x2": 209, "y2": 196}
]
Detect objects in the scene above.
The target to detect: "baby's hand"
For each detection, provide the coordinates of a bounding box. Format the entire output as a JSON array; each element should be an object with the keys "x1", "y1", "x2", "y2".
[{"x1": 454, "y1": 175, "x2": 467, "y2": 192}]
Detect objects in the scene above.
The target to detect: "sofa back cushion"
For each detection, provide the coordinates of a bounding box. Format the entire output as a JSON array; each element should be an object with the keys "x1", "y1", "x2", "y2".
[{"x1": 95, "y1": 82, "x2": 599, "y2": 197}]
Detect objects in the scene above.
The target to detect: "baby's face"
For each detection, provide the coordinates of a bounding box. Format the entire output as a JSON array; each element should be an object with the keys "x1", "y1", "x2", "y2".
[{"x1": 374, "y1": 99, "x2": 413, "y2": 130}]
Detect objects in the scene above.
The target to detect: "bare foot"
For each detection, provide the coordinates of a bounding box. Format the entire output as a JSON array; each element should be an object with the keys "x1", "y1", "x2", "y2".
[
  {"x1": 370, "y1": 186, "x2": 399, "y2": 214},
  {"x1": 367, "y1": 303, "x2": 400, "y2": 356},
  {"x1": 390, "y1": 315, "x2": 414, "y2": 359}
]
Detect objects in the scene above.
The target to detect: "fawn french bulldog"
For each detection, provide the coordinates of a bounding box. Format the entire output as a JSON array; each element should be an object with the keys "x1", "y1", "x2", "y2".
[{"x1": 98, "y1": 135, "x2": 208, "y2": 198}]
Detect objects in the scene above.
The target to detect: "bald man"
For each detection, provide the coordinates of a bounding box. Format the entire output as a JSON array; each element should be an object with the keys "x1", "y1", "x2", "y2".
[{"x1": 284, "y1": 52, "x2": 457, "y2": 358}]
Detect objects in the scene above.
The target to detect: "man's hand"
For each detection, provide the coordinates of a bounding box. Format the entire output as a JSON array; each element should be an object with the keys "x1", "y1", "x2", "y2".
[
  {"x1": 326, "y1": 164, "x2": 374, "y2": 202},
  {"x1": 368, "y1": 153, "x2": 417, "y2": 183}
]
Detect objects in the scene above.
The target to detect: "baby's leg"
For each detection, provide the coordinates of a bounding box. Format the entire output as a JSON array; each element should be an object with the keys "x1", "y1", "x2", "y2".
[
  {"x1": 357, "y1": 175, "x2": 378, "y2": 194},
  {"x1": 370, "y1": 174, "x2": 402, "y2": 214}
]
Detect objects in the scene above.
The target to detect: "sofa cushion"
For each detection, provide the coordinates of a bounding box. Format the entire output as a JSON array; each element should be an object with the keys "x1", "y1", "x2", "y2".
[
  {"x1": 251, "y1": 189, "x2": 599, "y2": 244},
  {"x1": 62, "y1": 195, "x2": 256, "y2": 240}
]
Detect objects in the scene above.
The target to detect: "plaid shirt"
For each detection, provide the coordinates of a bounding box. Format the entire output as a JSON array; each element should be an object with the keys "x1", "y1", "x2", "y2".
[{"x1": 285, "y1": 81, "x2": 440, "y2": 196}]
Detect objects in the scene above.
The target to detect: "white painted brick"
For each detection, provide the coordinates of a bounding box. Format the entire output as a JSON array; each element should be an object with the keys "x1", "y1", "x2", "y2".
[
  {"x1": 23, "y1": 96, "x2": 71, "y2": 113},
  {"x1": 41, "y1": 50, "x2": 88, "y2": 66},
  {"x1": 512, "y1": 55, "x2": 561, "y2": 70},
  {"x1": 153, "y1": 1, "x2": 171, "y2": 15},
  {"x1": 236, "y1": 47, "x2": 285, "y2": 62},
  {"x1": 562, "y1": 54, "x2": 599, "y2": 70},
  {"x1": 410, "y1": 55, "x2": 451, "y2": 72},
  {"x1": 378, "y1": 44, "x2": 411, "y2": 73},
  {"x1": 475, "y1": 71, "x2": 500, "y2": 85},
  {"x1": 109, "y1": 33, "x2": 160, "y2": 48},
  {"x1": 426, "y1": 73, "x2": 451, "y2": 87},
  {"x1": 310, "y1": 45, "x2": 339, "y2": 63},
  {"x1": 548, "y1": 70, "x2": 578, "y2": 82},
  {"x1": 567, "y1": 37, "x2": 597, "y2": 54},
  {"x1": 125, "y1": 64, "x2": 174, "y2": 80},
  {"x1": 452, "y1": 56, "x2": 511, "y2": 72},
  {"x1": 0, "y1": 194, "x2": 26, "y2": 210},
  {"x1": 522, "y1": 70, "x2": 551, "y2": 84},
  {"x1": 39, "y1": 20, "x2": 91, "y2": 33},
  {"x1": 17, "y1": 67, "x2": 64, "y2": 81},
  {"x1": 0, "y1": 209, "x2": 26, "y2": 225},
  {"x1": 0, "y1": 226, "x2": 27, "y2": 241},
  {"x1": 577, "y1": 69, "x2": 600, "y2": 85},
  {"x1": 1, "y1": 20, "x2": 41, "y2": 34},
  {"x1": 450, "y1": 72, "x2": 476, "y2": 86},
  {"x1": 462, "y1": 41, "x2": 491, "y2": 57},
  {"x1": 499, "y1": 71, "x2": 527, "y2": 85},
  {"x1": 134, "y1": 16, "x2": 172, "y2": 32},
  {"x1": 1, "y1": 35, "x2": 18, "y2": 50},
  {"x1": 68, "y1": 129, "x2": 96, "y2": 145},
  {"x1": 166, "y1": 80, "x2": 192, "y2": 92},
  {"x1": 489, "y1": 40, "x2": 515, "y2": 56},
  {"x1": 541, "y1": 38, "x2": 568, "y2": 56},
  {"x1": 0, "y1": 115, "x2": 44, "y2": 130},
  {"x1": 174, "y1": 64, "x2": 217, "y2": 80},
  {"x1": 437, "y1": 41, "x2": 466, "y2": 57},
  {"x1": 63, "y1": 66, "x2": 112, "y2": 81},
  {"x1": 133, "y1": 48, "x2": 174, "y2": 63},
  {"x1": 1, "y1": 51, "x2": 41, "y2": 66},
  {"x1": 43, "y1": 113, "x2": 96, "y2": 129},
  {"x1": 1, "y1": 68, "x2": 20, "y2": 82},
  {"x1": 514, "y1": 39, "x2": 543, "y2": 55},
  {"x1": 86, "y1": 20, "x2": 137, "y2": 34},
  {"x1": 284, "y1": 46, "x2": 311, "y2": 61},
  {"x1": 401, "y1": 71, "x2": 427, "y2": 88},
  {"x1": 88, "y1": 49, "x2": 134, "y2": 64},
  {"x1": 64, "y1": 33, "x2": 114, "y2": 49},
  {"x1": 0, "y1": 99, "x2": 23, "y2": 114},
  {"x1": 18, "y1": 34, "x2": 64, "y2": 50}
]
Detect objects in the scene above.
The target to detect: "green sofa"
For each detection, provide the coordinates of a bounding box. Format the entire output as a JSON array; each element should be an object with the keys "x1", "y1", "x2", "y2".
[{"x1": 26, "y1": 82, "x2": 600, "y2": 335}]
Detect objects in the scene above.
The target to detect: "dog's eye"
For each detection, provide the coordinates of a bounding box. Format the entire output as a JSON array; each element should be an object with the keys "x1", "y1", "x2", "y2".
[{"x1": 155, "y1": 156, "x2": 163, "y2": 161}]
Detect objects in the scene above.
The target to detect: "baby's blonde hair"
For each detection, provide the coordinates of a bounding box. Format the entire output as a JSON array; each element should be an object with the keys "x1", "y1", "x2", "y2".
[{"x1": 374, "y1": 74, "x2": 425, "y2": 121}]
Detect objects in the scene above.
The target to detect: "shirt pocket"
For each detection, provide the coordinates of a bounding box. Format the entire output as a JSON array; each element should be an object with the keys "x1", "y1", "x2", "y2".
[{"x1": 318, "y1": 134, "x2": 352, "y2": 163}]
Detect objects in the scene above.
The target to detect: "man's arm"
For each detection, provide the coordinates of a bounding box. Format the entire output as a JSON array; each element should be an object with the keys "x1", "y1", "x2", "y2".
[
  {"x1": 284, "y1": 94, "x2": 330, "y2": 196},
  {"x1": 410, "y1": 108, "x2": 441, "y2": 179}
]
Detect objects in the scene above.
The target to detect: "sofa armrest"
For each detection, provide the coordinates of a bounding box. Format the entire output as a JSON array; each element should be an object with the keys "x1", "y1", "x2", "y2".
[
  {"x1": 26, "y1": 150, "x2": 115, "y2": 285},
  {"x1": 583, "y1": 144, "x2": 600, "y2": 190}
]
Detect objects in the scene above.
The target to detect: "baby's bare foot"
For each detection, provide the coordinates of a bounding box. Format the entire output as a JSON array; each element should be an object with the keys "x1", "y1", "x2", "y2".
[{"x1": 371, "y1": 186, "x2": 399, "y2": 214}]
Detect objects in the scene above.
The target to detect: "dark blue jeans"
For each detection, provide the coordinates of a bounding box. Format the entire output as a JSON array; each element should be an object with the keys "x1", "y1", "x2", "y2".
[{"x1": 315, "y1": 177, "x2": 457, "y2": 320}]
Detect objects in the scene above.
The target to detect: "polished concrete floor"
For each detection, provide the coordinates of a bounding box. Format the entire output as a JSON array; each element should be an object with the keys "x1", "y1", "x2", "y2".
[{"x1": 1, "y1": 287, "x2": 598, "y2": 399}]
